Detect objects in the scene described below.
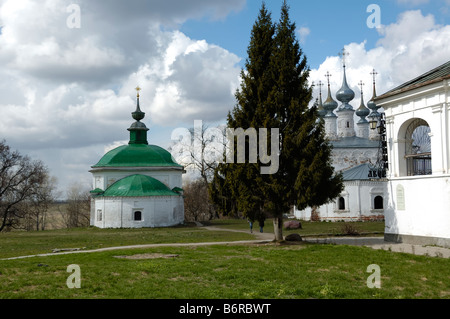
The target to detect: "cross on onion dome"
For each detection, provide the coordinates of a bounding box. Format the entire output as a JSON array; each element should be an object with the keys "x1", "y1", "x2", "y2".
[{"x1": 338, "y1": 48, "x2": 350, "y2": 68}]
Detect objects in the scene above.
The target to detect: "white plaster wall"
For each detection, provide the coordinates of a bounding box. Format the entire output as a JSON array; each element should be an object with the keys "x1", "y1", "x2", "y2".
[
  {"x1": 324, "y1": 116, "x2": 338, "y2": 141},
  {"x1": 294, "y1": 181, "x2": 386, "y2": 221},
  {"x1": 331, "y1": 149, "x2": 378, "y2": 172},
  {"x1": 92, "y1": 169, "x2": 183, "y2": 192},
  {"x1": 337, "y1": 110, "x2": 356, "y2": 138},
  {"x1": 378, "y1": 79, "x2": 450, "y2": 244},
  {"x1": 93, "y1": 196, "x2": 184, "y2": 229},
  {"x1": 384, "y1": 82, "x2": 449, "y2": 178},
  {"x1": 385, "y1": 176, "x2": 450, "y2": 240},
  {"x1": 93, "y1": 198, "x2": 122, "y2": 228},
  {"x1": 356, "y1": 122, "x2": 369, "y2": 139}
]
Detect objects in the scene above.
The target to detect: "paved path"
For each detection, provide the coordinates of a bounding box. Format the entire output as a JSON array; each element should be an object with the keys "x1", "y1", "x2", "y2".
[
  {"x1": 2, "y1": 225, "x2": 449, "y2": 260},
  {"x1": 303, "y1": 236, "x2": 450, "y2": 258},
  {"x1": 204, "y1": 225, "x2": 450, "y2": 258}
]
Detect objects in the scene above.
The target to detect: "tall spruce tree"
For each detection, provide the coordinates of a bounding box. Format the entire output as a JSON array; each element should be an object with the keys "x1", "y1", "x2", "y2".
[
  {"x1": 261, "y1": 1, "x2": 343, "y2": 240},
  {"x1": 210, "y1": 1, "x2": 343, "y2": 240},
  {"x1": 210, "y1": 3, "x2": 275, "y2": 222}
]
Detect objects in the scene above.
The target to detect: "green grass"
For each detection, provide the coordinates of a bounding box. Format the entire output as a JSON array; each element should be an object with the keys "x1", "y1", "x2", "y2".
[
  {"x1": 0, "y1": 219, "x2": 448, "y2": 299},
  {"x1": 0, "y1": 219, "x2": 384, "y2": 259},
  {"x1": 0, "y1": 224, "x2": 254, "y2": 259},
  {"x1": 0, "y1": 244, "x2": 448, "y2": 299},
  {"x1": 206, "y1": 218, "x2": 385, "y2": 237}
]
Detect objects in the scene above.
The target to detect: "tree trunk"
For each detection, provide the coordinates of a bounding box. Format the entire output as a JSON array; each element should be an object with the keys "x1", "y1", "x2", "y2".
[{"x1": 273, "y1": 216, "x2": 283, "y2": 241}]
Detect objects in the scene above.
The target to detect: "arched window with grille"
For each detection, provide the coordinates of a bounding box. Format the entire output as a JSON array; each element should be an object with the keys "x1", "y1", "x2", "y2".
[{"x1": 404, "y1": 119, "x2": 432, "y2": 176}]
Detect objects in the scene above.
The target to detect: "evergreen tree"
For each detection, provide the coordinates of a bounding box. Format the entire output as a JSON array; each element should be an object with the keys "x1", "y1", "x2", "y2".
[
  {"x1": 259, "y1": 1, "x2": 343, "y2": 240},
  {"x1": 210, "y1": 1, "x2": 343, "y2": 240},
  {"x1": 210, "y1": 2, "x2": 274, "y2": 222}
]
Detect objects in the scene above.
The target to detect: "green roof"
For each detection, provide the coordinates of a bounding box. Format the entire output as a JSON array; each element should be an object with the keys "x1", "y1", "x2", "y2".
[
  {"x1": 98, "y1": 174, "x2": 180, "y2": 197},
  {"x1": 90, "y1": 188, "x2": 104, "y2": 194},
  {"x1": 92, "y1": 144, "x2": 183, "y2": 168}
]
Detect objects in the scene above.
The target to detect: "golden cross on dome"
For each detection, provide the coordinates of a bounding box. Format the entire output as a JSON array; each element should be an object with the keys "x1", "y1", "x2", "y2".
[{"x1": 135, "y1": 86, "x2": 141, "y2": 98}]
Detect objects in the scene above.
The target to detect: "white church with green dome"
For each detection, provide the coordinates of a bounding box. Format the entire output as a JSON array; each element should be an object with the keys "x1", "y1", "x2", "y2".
[{"x1": 89, "y1": 88, "x2": 185, "y2": 228}]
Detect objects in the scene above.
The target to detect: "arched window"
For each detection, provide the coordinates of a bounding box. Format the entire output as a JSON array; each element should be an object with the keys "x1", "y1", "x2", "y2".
[
  {"x1": 374, "y1": 196, "x2": 383, "y2": 210},
  {"x1": 338, "y1": 197, "x2": 346, "y2": 210},
  {"x1": 134, "y1": 211, "x2": 142, "y2": 221},
  {"x1": 404, "y1": 119, "x2": 432, "y2": 176}
]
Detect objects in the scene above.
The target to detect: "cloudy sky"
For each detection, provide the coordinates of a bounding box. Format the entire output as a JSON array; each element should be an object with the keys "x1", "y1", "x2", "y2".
[{"x1": 0, "y1": 0, "x2": 449, "y2": 196}]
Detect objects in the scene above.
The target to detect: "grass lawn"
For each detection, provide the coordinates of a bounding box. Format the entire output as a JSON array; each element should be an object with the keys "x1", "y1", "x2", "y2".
[
  {"x1": 206, "y1": 218, "x2": 385, "y2": 237},
  {"x1": 0, "y1": 223, "x2": 254, "y2": 259},
  {"x1": 0, "y1": 219, "x2": 448, "y2": 299},
  {"x1": 0, "y1": 243, "x2": 448, "y2": 299}
]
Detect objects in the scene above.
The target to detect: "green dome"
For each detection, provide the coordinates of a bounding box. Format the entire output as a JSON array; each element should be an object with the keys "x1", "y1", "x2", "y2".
[
  {"x1": 99, "y1": 174, "x2": 180, "y2": 197},
  {"x1": 92, "y1": 144, "x2": 182, "y2": 168}
]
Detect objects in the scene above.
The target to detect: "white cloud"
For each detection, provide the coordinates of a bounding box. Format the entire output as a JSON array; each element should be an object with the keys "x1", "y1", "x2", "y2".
[
  {"x1": 0, "y1": 2, "x2": 448, "y2": 196},
  {"x1": 310, "y1": 10, "x2": 450, "y2": 107},
  {"x1": 0, "y1": 0, "x2": 244, "y2": 194},
  {"x1": 297, "y1": 27, "x2": 310, "y2": 44}
]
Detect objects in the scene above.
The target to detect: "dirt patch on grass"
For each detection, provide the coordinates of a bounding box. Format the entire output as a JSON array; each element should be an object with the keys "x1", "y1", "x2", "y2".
[{"x1": 113, "y1": 253, "x2": 179, "y2": 260}]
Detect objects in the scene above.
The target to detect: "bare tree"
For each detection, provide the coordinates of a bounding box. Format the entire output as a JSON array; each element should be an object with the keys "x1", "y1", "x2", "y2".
[
  {"x1": 21, "y1": 175, "x2": 57, "y2": 231},
  {"x1": 183, "y1": 179, "x2": 215, "y2": 222},
  {"x1": 61, "y1": 182, "x2": 91, "y2": 228},
  {"x1": 0, "y1": 140, "x2": 50, "y2": 232},
  {"x1": 170, "y1": 122, "x2": 227, "y2": 185}
]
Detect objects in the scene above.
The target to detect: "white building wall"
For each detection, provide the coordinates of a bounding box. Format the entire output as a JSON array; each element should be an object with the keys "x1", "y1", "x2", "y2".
[
  {"x1": 385, "y1": 177, "x2": 450, "y2": 245},
  {"x1": 337, "y1": 110, "x2": 356, "y2": 138},
  {"x1": 93, "y1": 196, "x2": 184, "y2": 229},
  {"x1": 293, "y1": 181, "x2": 386, "y2": 222},
  {"x1": 324, "y1": 116, "x2": 338, "y2": 141},
  {"x1": 92, "y1": 169, "x2": 183, "y2": 192},
  {"x1": 331, "y1": 148, "x2": 378, "y2": 172},
  {"x1": 356, "y1": 122, "x2": 369, "y2": 139},
  {"x1": 378, "y1": 78, "x2": 450, "y2": 247}
]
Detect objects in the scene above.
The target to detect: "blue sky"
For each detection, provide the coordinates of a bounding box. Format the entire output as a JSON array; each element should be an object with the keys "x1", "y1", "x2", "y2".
[
  {"x1": 0, "y1": 0, "x2": 449, "y2": 194},
  {"x1": 180, "y1": 0, "x2": 450, "y2": 69}
]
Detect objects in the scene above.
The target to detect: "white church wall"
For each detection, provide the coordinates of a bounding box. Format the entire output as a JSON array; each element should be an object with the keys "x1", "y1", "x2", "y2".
[
  {"x1": 92, "y1": 169, "x2": 183, "y2": 192},
  {"x1": 293, "y1": 181, "x2": 386, "y2": 222},
  {"x1": 337, "y1": 110, "x2": 356, "y2": 138},
  {"x1": 97, "y1": 198, "x2": 122, "y2": 228},
  {"x1": 324, "y1": 117, "x2": 338, "y2": 141},
  {"x1": 378, "y1": 77, "x2": 450, "y2": 247},
  {"x1": 385, "y1": 176, "x2": 450, "y2": 246},
  {"x1": 93, "y1": 196, "x2": 184, "y2": 229},
  {"x1": 332, "y1": 149, "x2": 378, "y2": 172},
  {"x1": 357, "y1": 122, "x2": 369, "y2": 139}
]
